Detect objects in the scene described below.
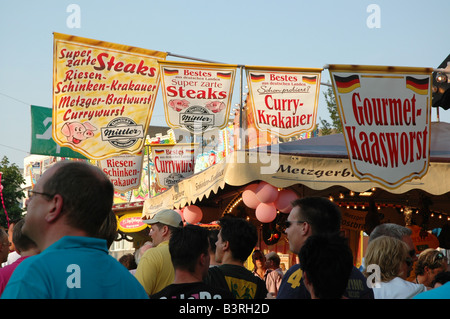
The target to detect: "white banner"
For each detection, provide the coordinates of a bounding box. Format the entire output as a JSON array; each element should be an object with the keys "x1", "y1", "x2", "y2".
[
  {"x1": 329, "y1": 65, "x2": 433, "y2": 189},
  {"x1": 151, "y1": 143, "x2": 198, "y2": 188},
  {"x1": 100, "y1": 152, "x2": 144, "y2": 193},
  {"x1": 246, "y1": 66, "x2": 322, "y2": 138},
  {"x1": 159, "y1": 61, "x2": 237, "y2": 134}
]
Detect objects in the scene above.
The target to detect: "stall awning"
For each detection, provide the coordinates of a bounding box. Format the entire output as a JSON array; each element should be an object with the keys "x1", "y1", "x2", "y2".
[{"x1": 142, "y1": 122, "x2": 450, "y2": 220}]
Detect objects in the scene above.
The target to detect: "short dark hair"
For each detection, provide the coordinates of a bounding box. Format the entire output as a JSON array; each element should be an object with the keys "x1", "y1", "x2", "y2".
[
  {"x1": 299, "y1": 234, "x2": 353, "y2": 299},
  {"x1": 218, "y1": 217, "x2": 257, "y2": 263},
  {"x1": 12, "y1": 219, "x2": 37, "y2": 253},
  {"x1": 118, "y1": 253, "x2": 137, "y2": 270},
  {"x1": 169, "y1": 225, "x2": 209, "y2": 272},
  {"x1": 291, "y1": 197, "x2": 342, "y2": 235},
  {"x1": 96, "y1": 210, "x2": 118, "y2": 248},
  {"x1": 208, "y1": 229, "x2": 219, "y2": 252},
  {"x1": 42, "y1": 161, "x2": 114, "y2": 237}
]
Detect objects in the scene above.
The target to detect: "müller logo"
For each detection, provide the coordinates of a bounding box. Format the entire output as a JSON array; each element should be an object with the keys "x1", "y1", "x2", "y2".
[
  {"x1": 180, "y1": 105, "x2": 215, "y2": 133},
  {"x1": 101, "y1": 117, "x2": 144, "y2": 148},
  {"x1": 164, "y1": 173, "x2": 184, "y2": 186}
]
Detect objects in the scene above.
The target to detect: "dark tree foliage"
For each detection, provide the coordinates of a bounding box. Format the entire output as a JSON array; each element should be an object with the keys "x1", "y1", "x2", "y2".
[
  {"x1": 319, "y1": 86, "x2": 342, "y2": 135},
  {"x1": 0, "y1": 156, "x2": 25, "y2": 228}
]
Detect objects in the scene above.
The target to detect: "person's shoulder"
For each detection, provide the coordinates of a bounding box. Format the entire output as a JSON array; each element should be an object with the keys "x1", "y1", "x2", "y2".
[
  {"x1": 267, "y1": 268, "x2": 283, "y2": 279},
  {"x1": 140, "y1": 242, "x2": 169, "y2": 259},
  {"x1": 10, "y1": 254, "x2": 40, "y2": 271},
  {"x1": 149, "y1": 284, "x2": 175, "y2": 299},
  {"x1": 283, "y1": 263, "x2": 301, "y2": 277},
  {"x1": 414, "y1": 282, "x2": 450, "y2": 299},
  {"x1": 219, "y1": 264, "x2": 254, "y2": 277}
]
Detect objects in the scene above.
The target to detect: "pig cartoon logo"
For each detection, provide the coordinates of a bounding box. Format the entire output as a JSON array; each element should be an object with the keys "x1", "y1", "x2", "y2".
[
  {"x1": 205, "y1": 101, "x2": 225, "y2": 113},
  {"x1": 61, "y1": 121, "x2": 97, "y2": 144},
  {"x1": 169, "y1": 99, "x2": 189, "y2": 112}
]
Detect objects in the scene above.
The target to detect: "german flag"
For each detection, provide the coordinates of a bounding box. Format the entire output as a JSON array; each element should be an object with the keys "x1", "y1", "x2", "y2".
[
  {"x1": 250, "y1": 73, "x2": 265, "y2": 82},
  {"x1": 154, "y1": 149, "x2": 164, "y2": 155},
  {"x1": 164, "y1": 68, "x2": 179, "y2": 76},
  {"x1": 406, "y1": 76, "x2": 429, "y2": 95},
  {"x1": 217, "y1": 72, "x2": 231, "y2": 80},
  {"x1": 333, "y1": 74, "x2": 360, "y2": 94},
  {"x1": 302, "y1": 76, "x2": 317, "y2": 85}
]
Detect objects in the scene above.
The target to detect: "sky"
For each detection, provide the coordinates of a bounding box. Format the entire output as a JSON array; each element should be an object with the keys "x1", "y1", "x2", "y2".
[{"x1": 1, "y1": 0, "x2": 450, "y2": 168}]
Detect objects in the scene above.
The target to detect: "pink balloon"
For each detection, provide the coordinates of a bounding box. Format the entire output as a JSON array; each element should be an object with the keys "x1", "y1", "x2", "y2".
[
  {"x1": 183, "y1": 205, "x2": 203, "y2": 224},
  {"x1": 242, "y1": 184, "x2": 260, "y2": 209},
  {"x1": 256, "y1": 181, "x2": 279, "y2": 203},
  {"x1": 275, "y1": 189, "x2": 298, "y2": 213},
  {"x1": 256, "y1": 202, "x2": 277, "y2": 223}
]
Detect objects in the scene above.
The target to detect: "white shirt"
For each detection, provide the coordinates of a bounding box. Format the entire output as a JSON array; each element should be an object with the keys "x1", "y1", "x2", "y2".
[
  {"x1": 373, "y1": 277, "x2": 427, "y2": 299},
  {"x1": 2, "y1": 251, "x2": 20, "y2": 267}
]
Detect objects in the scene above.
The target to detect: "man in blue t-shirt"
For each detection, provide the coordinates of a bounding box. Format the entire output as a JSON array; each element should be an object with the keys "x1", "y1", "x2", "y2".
[
  {"x1": 2, "y1": 161, "x2": 148, "y2": 299},
  {"x1": 277, "y1": 197, "x2": 373, "y2": 299}
]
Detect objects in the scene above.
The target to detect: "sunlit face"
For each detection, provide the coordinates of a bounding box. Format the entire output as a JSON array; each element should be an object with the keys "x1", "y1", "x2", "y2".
[
  {"x1": 149, "y1": 224, "x2": 165, "y2": 247},
  {"x1": 7, "y1": 223, "x2": 15, "y2": 253},
  {"x1": 23, "y1": 165, "x2": 57, "y2": 248}
]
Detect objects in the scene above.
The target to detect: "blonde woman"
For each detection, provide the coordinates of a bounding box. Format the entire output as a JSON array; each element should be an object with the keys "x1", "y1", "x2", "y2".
[
  {"x1": 363, "y1": 235, "x2": 427, "y2": 299},
  {"x1": 415, "y1": 249, "x2": 448, "y2": 288}
]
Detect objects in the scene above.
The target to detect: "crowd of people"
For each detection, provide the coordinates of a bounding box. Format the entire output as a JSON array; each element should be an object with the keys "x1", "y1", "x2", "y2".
[{"x1": 0, "y1": 160, "x2": 449, "y2": 299}]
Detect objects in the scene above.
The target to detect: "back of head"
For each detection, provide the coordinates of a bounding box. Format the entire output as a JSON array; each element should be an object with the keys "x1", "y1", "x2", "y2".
[
  {"x1": 0, "y1": 228, "x2": 7, "y2": 243},
  {"x1": 96, "y1": 210, "x2": 118, "y2": 248},
  {"x1": 118, "y1": 253, "x2": 137, "y2": 270},
  {"x1": 299, "y1": 234, "x2": 353, "y2": 299},
  {"x1": 218, "y1": 216, "x2": 257, "y2": 263},
  {"x1": 363, "y1": 235, "x2": 409, "y2": 282},
  {"x1": 169, "y1": 224, "x2": 209, "y2": 272},
  {"x1": 12, "y1": 219, "x2": 37, "y2": 254},
  {"x1": 266, "y1": 252, "x2": 280, "y2": 267},
  {"x1": 368, "y1": 223, "x2": 412, "y2": 243},
  {"x1": 42, "y1": 161, "x2": 114, "y2": 237},
  {"x1": 291, "y1": 197, "x2": 342, "y2": 235},
  {"x1": 0, "y1": 228, "x2": 8, "y2": 253}
]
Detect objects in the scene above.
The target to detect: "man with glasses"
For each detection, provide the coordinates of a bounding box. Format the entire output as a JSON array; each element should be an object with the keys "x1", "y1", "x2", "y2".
[
  {"x1": 277, "y1": 196, "x2": 374, "y2": 299},
  {"x1": 1, "y1": 160, "x2": 148, "y2": 299}
]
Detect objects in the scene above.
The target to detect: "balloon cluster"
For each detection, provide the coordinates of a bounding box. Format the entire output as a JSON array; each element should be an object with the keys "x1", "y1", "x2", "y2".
[
  {"x1": 241, "y1": 181, "x2": 298, "y2": 223},
  {"x1": 175, "y1": 205, "x2": 203, "y2": 224}
]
